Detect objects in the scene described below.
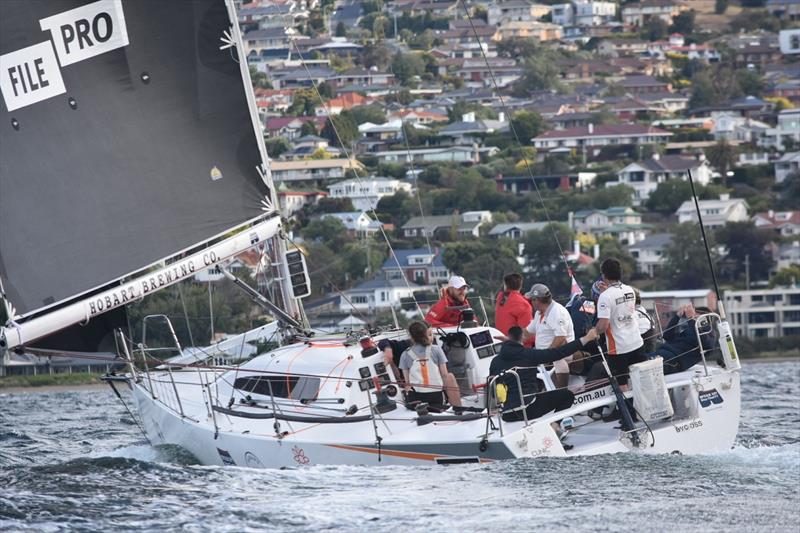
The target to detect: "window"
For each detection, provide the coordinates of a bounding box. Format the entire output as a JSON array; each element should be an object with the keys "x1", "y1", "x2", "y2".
[
  {"x1": 233, "y1": 375, "x2": 320, "y2": 400},
  {"x1": 352, "y1": 295, "x2": 368, "y2": 304}
]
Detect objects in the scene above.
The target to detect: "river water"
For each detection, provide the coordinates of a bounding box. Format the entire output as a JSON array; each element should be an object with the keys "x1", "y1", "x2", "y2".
[{"x1": 1, "y1": 361, "x2": 798, "y2": 532}]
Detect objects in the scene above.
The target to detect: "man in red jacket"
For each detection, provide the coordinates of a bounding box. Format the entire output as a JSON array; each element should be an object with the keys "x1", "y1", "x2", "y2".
[
  {"x1": 425, "y1": 275, "x2": 470, "y2": 327},
  {"x1": 494, "y1": 272, "x2": 533, "y2": 335}
]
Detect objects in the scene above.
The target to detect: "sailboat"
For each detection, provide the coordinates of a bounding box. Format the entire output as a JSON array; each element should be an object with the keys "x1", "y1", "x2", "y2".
[{"x1": 1, "y1": 0, "x2": 742, "y2": 467}]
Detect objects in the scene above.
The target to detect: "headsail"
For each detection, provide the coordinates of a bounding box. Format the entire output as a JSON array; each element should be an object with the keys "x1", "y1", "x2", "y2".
[{"x1": 0, "y1": 0, "x2": 274, "y2": 320}]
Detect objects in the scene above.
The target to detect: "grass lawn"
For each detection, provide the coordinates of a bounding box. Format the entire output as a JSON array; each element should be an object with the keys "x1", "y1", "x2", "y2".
[{"x1": 0, "y1": 372, "x2": 105, "y2": 389}]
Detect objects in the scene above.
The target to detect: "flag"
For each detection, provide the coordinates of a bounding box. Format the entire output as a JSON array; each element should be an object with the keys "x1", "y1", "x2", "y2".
[{"x1": 566, "y1": 274, "x2": 583, "y2": 307}]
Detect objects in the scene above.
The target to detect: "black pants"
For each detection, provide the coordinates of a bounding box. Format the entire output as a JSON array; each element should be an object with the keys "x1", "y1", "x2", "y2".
[
  {"x1": 607, "y1": 346, "x2": 646, "y2": 386},
  {"x1": 502, "y1": 389, "x2": 574, "y2": 422}
]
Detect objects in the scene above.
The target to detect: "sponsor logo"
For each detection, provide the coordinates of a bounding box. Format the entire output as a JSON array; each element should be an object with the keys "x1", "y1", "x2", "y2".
[
  {"x1": 244, "y1": 451, "x2": 264, "y2": 468},
  {"x1": 0, "y1": 41, "x2": 66, "y2": 111},
  {"x1": 1, "y1": 0, "x2": 128, "y2": 111},
  {"x1": 572, "y1": 386, "x2": 610, "y2": 406},
  {"x1": 39, "y1": 0, "x2": 129, "y2": 66},
  {"x1": 699, "y1": 388, "x2": 724, "y2": 409},
  {"x1": 674, "y1": 419, "x2": 703, "y2": 433},
  {"x1": 292, "y1": 445, "x2": 310, "y2": 465},
  {"x1": 217, "y1": 448, "x2": 236, "y2": 466}
]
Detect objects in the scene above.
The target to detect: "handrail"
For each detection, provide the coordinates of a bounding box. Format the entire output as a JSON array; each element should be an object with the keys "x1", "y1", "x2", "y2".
[
  {"x1": 694, "y1": 312, "x2": 720, "y2": 377},
  {"x1": 483, "y1": 368, "x2": 527, "y2": 438}
]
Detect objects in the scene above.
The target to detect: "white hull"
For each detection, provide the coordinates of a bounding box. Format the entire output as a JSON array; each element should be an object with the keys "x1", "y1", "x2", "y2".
[{"x1": 130, "y1": 362, "x2": 741, "y2": 468}]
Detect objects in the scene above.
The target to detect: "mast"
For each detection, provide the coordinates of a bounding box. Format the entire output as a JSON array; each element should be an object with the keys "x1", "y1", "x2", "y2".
[{"x1": 686, "y1": 169, "x2": 725, "y2": 319}]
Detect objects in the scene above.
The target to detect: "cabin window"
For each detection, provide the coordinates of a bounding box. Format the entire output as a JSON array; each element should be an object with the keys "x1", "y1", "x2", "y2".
[{"x1": 234, "y1": 375, "x2": 320, "y2": 400}]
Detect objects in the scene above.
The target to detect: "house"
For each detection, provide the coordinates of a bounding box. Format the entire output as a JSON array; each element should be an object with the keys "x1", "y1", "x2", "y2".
[
  {"x1": 768, "y1": 0, "x2": 800, "y2": 19},
  {"x1": 621, "y1": 0, "x2": 687, "y2": 26},
  {"x1": 774, "y1": 241, "x2": 800, "y2": 271},
  {"x1": 596, "y1": 38, "x2": 649, "y2": 57},
  {"x1": 326, "y1": 68, "x2": 394, "y2": 88},
  {"x1": 341, "y1": 277, "x2": 431, "y2": 312},
  {"x1": 723, "y1": 287, "x2": 800, "y2": 338},
  {"x1": 551, "y1": 1, "x2": 617, "y2": 27},
  {"x1": 321, "y1": 212, "x2": 383, "y2": 237},
  {"x1": 729, "y1": 35, "x2": 782, "y2": 68},
  {"x1": 270, "y1": 158, "x2": 365, "y2": 184},
  {"x1": 774, "y1": 152, "x2": 800, "y2": 183},
  {"x1": 327, "y1": 177, "x2": 413, "y2": 212},
  {"x1": 711, "y1": 113, "x2": 771, "y2": 144},
  {"x1": 242, "y1": 27, "x2": 296, "y2": 55},
  {"x1": 676, "y1": 194, "x2": 749, "y2": 228},
  {"x1": 762, "y1": 109, "x2": 800, "y2": 151},
  {"x1": 269, "y1": 66, "x2": 335, "y2": 89},
  {"x1": 608, "y1": 155, "x2": 713, "y2": 206},
  {"x1": 487, "y1": 1, "x2": 552, "y2": 25},
  {"x1": 628, "y1": 233, "x2": 673, "y2": 276},
  {"x1": 618, "y1": 75, "x2": 672, "y2": 95},
  {"x1": 372, "y1": 146, "x2": 499, "y2": 165},
  {"x1": 194, "y1": 250, "x2": 264, "y2": 283},
  {"x1": 315, "y1": 93, "x2": 373, "y2": 116},
  {"x1": 495, "y1": 21, "x2": 563, "y2": 42},
  {"x1": 456, "y1": 58, "x2": 522, "y2": 88},
  {"x1": 753, "y1": 210, "x2": 800, "y2": 238},
  {"x1": 531, "y1": 123, "x2": 672, "y2": 155},
  {"x1": 779, "y1": 29, "x2": 800, "y2": 55},
  {"x1": 357, "y1": 120, "x2": 405, "y2": 153},
  {"x1": 438, "y1": 112, "x2": 508, "y2": 145},
  {"x1": 402, "y1": 211, "x2": 493, "y2": 240},
  {"x1": 388, "y1": 109, "x2": 450, "y2": 126},
  {"x1": 488, "y1": 222, "x2": 550, "y2": 239},
  {"x1": 265, "y1": 116, "x2": 326, "y2": 139},
  {"x1": 570, "y1": 207, "x2": 650, "y2": 245},
  {"x1": 381, "y1": 248, "x2": 450, "y2": 286},
  {"x1": 277, "y1": 187, "x2": 328, "y2": 218},
  {"x1": 495, "y1": 172, "x2": 597, "y2": 193}
]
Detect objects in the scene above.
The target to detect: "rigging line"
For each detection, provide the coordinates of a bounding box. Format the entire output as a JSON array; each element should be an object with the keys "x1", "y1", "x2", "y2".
[
  {"x1": 284, "y1": 34, "x2": 425, "y2": 319},
  {"x1": 176, "y1": 283, "x2": 196, "y2": 348},
  {"x1": 457, "y1": 0, "x2": 572, "y2": 277},
  {"x1": 384, "y1": 60, "x2": 434, "y2": 258}
]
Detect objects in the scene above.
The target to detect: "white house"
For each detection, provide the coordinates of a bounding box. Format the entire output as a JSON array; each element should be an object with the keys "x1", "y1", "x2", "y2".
[
  {"x1": 608, "y1": 155, "x2": 713, "y2": 206},
  {"x1": 628, "y1": 233, "x2": 673, "y2": 277},
  {"x1": 753, "y1": 210, "x2": 800, "y2": 237},
  {"x1": 676, "y1": 194, "x2": 749, "y2": 228},
  {"x1": 341, "y1": 277, "x2": 431, "y2": 312},
  {"x1": 403, "y1": 212, "x2": 493, "y2": 239},
  {"x1": 270, "y1": 159, "x2": 365, "y2": 184},
  {"x1": 321, "y1": 212, "x2": 382, "y2": 237},
  {"x1": 762, "y1": 109, "x2": 800, "y2": 151},
  {"x1": 327, "y1": 177, "x2": 412, "y2": 211},
  {"x1": 488, "y1": 221, "x2": 549, "y2": 239},
  {"x1": 532, "y1": 124, "x2": 672, "y2": 155},
  {"x1": 552, "y1": 1, "x2": 616, "y2": 26},
  {"x1": 621, "y1": 0, "x2": 687, "y2": 26},
  {"x1": 372, "y1": 146, "x2": 499, "y2": 165},
  {"x1": 711, "y1": 113, "x2": 772, "y2": 143},
  {"x1": 487, "y1": 1, "x2": 552, "y2": 25},
  {"x1": 779, "y1": 28, "x2": 800, "y2": 55},
  {"x1": 570, "y1": 207, "x2": 650, "y2": 245},
  {"x1": 774, "y1": 151, "x2": 800, "y2": 183}
]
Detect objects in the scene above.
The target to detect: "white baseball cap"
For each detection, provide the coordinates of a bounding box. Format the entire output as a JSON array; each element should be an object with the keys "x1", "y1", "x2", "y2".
[{"x1": 448, "y1": 275, "x2": 468, "y2": 289}]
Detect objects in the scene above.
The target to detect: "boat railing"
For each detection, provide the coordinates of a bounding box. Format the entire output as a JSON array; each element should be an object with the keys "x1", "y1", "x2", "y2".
[
  {"x1": 694, "y1": 312, "x2": 721, "y2": 377},
  {"x1": 483, "y1": 369, "x2": 526, "y2": 438}
]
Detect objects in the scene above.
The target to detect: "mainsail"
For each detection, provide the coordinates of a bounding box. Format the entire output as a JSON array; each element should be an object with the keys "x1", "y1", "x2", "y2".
[{"x1": 0, "y1": 0, "x2": 283, "y2": 347}]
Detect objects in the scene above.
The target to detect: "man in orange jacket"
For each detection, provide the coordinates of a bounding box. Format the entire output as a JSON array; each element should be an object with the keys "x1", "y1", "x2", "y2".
[{"x1": 425, "y1": 275, "x2": 470, "y2": 327}]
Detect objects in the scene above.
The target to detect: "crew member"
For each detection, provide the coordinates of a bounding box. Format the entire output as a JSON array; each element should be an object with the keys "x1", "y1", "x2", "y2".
[
  {"x1": 399, "y1": 321, "x2": 462, "y2": 408},
  {"x1": 523, "y1": 284, "x2": 576, "y2": 389},
  {"x1": 490, "y1": 326, "x2": 598, "y2": 423},
  {"x1": 595, "y1": 258, "x2": 645, "y2": 387},
  {"x1": 378, "y1": 337, "x2": 411, "y2": 387},
  {"x1": 425, "y1": 275, "x2": 470, "y2": 327},
  {"x1": 494, "y1": 273, "x2": 532, "y2": 335}
]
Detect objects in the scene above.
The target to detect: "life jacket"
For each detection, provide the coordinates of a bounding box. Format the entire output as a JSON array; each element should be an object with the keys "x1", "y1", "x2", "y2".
[{"x1": 406, "y1": 345, "x2": 443, "y2": 393}]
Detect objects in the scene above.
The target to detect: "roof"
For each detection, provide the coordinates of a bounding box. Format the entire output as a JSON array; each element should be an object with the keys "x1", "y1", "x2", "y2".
[
  {"x1": 488, "y1": 222, "x2": 549, "y2": 236},
  {"x1": 676, "y1": 197, "x2": 749, "y2": 214},
  {"x1": 266, "y1": 116, "x2": 326, "y2": 130},
  {"x1": 618, "y1": 75, "x2": 668, "y2": 88},
  {"x1": 381, "y1": 248, "x2": 445, "y2": 270},
  {"x1": 777, "y1": 151, "x2": 800, "y2": 163},
  {"x1": 628, "y1": 233, "x2": 673, "y2": 250},
  {"x1": 753, "y1": 210, "x2": 800, "y2": 227},
  {"x1": 635, "y1": 155, "x2": 704, "y2": 172},
  {"x1": 534, "y1": 124, "x2": 671, "y2": 140},
  {"x1": 243, "y1": 28, "x2": 291, "y2": 40},
  {"x1": 270, "y1": 159, "x2": 364, "y2": 171}
]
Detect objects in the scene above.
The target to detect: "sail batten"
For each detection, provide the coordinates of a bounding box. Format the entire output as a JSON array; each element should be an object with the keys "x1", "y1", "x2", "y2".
[{"x1": 0, "y1": 0, "x2": 273, "y2": 318}]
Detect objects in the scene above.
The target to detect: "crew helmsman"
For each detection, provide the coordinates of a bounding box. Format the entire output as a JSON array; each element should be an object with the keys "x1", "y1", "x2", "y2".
[
  {"x1": 523, "y1": 283, "x2": 576, "y2": 389},
  {"x1": 425, "y1": 275, "x2": 470, "y2": 327},
  {"x1": 595, "y1": 258, "x2": 645, "y2": 388}
]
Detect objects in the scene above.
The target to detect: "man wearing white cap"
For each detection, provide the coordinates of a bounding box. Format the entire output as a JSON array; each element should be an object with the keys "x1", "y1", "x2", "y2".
[
  {"x1": 524, "y1": 283, "x2": 576, "y2": 389},
  {"x1": 424, "y1": 275, "x2": 470, "y2": 327}
]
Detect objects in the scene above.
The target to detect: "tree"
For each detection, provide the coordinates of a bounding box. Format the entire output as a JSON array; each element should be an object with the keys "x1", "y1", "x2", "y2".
[
  {"x1": 670, "y1": 11, "x2": 695, "y2": 35},
  {"x1": 362, "y1": 41, "x2": 392, "y2": 70},
  {"x1": 661, "y1": 223, "x2": 718, "y2": 290},
  {"x1": 321, "y1": 113, "x2": 359, "y2": 148},
  {"x1": 301, "y1": 217, "x2": 350, "y2": 249},
  {"x1": 512, "y1": 55, "x2": 564, "y2": 96},
  {"x1": 705, "y1": 140, "x2": 738, "y2": 187},
  {"x1": 510, "y1": 110, "x2": 547, "y2": 144},
  {"x1": 716, "y1": 222, "x2": 775, "y2": 285},
  {"x1": 644, "y1": 18, "x2": 669, "y2": 41},
  {"x1": 317, "y1": 81, "x2": 334, "y2": 99},
  {"x1": 645, "y1": 179, "x2": 726, "y2": 214},
  {"x1": 287, "y1": 88, "x2": 319, "y2": 116},
  {"x1": 264, "y1": 136, "x2": 291, "y2": 157},
  {"x1": 521, "y1": 223, "x2": 576, "y2": 297},
  {"x1": 345, "y1": 105, "x2": 386, "y2": 126},
  {"x1": 735, "y1": 69, "x2": 763, "y2": 97},
  {"x1": 715, "y1": 0, "x2": 729, "y2": 14},
  {"x1": 335, "y1": 21, "x2": 347, "y2": 37},
  {"x1": 770, "y1": 265, "x2": 800, "y2": 288},
  {"x1": 776, "y1": 173, "x2": 800, "y2": 209},
  {"x1": 249, "y1": 65, "x2": 272, "y2": 90},
  {"x1": 299, "y1": 120, "x2": 319, "y2": 137},
  {"x1": 391, "y1": 52, "x2": 425, "y2": 86},
  {"x1": 442, "y1": 241, "x2": 520, "y2": 297}
]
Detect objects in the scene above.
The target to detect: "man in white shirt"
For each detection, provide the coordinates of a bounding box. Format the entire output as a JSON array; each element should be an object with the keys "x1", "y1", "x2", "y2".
[
  {"x1": 595, "y1": 258, "x2": 645, "y2": 388},
  {"x1": 523, "y1": 283, "x2": 576, "y2": 389}
]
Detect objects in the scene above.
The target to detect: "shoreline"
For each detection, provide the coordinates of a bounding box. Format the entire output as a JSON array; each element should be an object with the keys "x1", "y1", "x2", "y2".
[{"x1": 1, "y1": 356, "x2": 796, "y2": 393}]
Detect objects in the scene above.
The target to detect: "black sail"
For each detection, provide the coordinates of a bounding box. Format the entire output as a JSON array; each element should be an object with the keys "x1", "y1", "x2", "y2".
[{"x1": 0, "y1": 0, "x2": 271, "y2": 318}]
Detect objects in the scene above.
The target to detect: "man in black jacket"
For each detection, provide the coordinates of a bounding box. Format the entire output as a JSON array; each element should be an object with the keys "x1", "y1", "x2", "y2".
[{"x1": 490, "y1": 326, "x2": 599, "y2": 422}]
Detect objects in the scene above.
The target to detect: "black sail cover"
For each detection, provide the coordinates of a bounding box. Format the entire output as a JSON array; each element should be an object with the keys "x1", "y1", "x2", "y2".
[{"x1": 0, "y1": 0, "x2": 271, "y2": 318}]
